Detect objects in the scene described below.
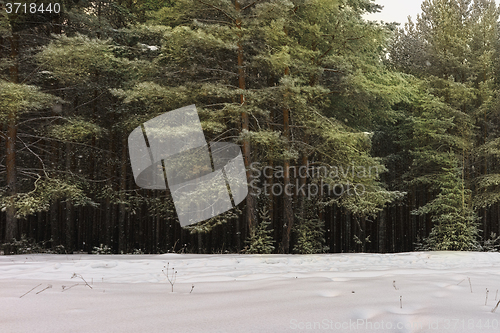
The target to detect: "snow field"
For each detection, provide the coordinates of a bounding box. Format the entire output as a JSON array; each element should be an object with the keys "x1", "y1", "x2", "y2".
[{"x1": 1, "y1": 252, "x2": 500, "y2": 332}]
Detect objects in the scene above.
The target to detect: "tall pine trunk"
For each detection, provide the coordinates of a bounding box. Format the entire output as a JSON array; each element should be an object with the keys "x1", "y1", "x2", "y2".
[
  {"x1": 118, "y1": 137, "x2": 127, "y2": 253},
  {"x1": 5, "y1": 111, "x2": 18, "y2": 242},
  {"x1": 235, "y1": 1, "x2": 255, "y2": 239},
  {"x1": 281, "y1": 67, "x2": 293, "y2": 253},
  {"x1": 5, "y1": 33, "x2": 19, "y2": 243},
  {"x1": 65, "y1": 142, "x2": 74, "y2": 251}
]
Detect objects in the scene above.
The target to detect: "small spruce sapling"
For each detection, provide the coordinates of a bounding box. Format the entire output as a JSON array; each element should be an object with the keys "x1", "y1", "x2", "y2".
[{"x1": 244, "y1": 207, "x2": 275, "y2": 254}]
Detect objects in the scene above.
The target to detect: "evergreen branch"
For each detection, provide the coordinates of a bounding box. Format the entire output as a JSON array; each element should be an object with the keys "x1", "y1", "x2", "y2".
[
  {"x1": 345, "y1": 36, "x2": 365, "y2": 41},
  {"x1": 18, "y1": 168, "x2": 112, "y2": 184},
  {"x1": 196, "y1": 19, "x2": 233, "y2": 25},
  {"x1": 17, "y1": 133, "x2": 118, "y2": 155},
  {"x1": 242, "y1": 1, "x2": 260, "y2": 11},
  {"x1": 202, "y1": 102, "x2": 238, "y2": 108},
  {"x1": 316, "y1": 22, "x2": 341, "y2": 62},
  {"x1": 223, "y1": 84, "x2": 241, "y2": 89},
  {"x1": 317, "y1": 45, "x2": 335, "y2": 62},
  {"x1": 322, "y1": 68, "x2": 342, "y2": 73},
  {"x1": 205, "y1": 68, "x2": 239, "y2": 76},
  {"x1": 316, "y1": 90, "x2": 342, "y2": 98},
  {"x1": 41, "y1": 84, "x2": 91, "y2": 92},
  {"x1": 266, "y1": 123, "x2": 309, "y2": 128},
  {"x1": 17, "y1": 116, "x2": 65, "y2": 126},
  {"x1": 197, "y1": 0, "x2": 236, "y2": 23},
  {"x1": 73, "y1": 90, "x2": 107, "y2": 111},
  {"x1": 20, "y1": 64, "x2": 44, "y2": 85},
  {"x1": 212, "y1": 130, "x2": 240, "y2": 143},
  {"x1": 288, "y1": 140, "x2": 353, "y2": 166}
]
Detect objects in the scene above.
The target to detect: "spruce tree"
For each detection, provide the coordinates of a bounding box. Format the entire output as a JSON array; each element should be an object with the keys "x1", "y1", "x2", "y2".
[
  {"x1": 293, "y1": 214, "x2": 327, "y2": 254},
  {"x1": 244, "y1": 207, "x2": 275, "y2": 254},
  {"x1": 414, "y1": 164, "x2": 480, "y2": 251}
]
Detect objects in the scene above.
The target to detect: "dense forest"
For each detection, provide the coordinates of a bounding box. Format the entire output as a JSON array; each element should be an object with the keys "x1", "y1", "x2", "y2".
[{"x1": 1, "y1": 0, "x2": 500, "y2": 255}]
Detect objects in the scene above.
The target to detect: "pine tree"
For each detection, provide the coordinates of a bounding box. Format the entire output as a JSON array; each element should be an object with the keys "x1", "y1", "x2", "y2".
[
  {"x1": 110, "y1": 0, "x2": 407, "y2": 254},
  {"x1": 0, "y1": 81, "x2": 61, "y2": 242}
]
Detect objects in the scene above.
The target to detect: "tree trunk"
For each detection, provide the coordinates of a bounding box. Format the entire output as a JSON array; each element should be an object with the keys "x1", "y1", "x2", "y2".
[
  {"x1": 281, "y1": 67, "x2": 293, "y2": 253},
  {"x1": 197, "y1": 232, "x2": 203, "y2": 253},
  {"x1": 118, "y1": 137, "x2": 127, "y2": 253},
  {"x1": 5, "y1": 33, "x2": 20, "y2": 243},
  {"x1": 50, "y1": 112, "x2": 60, "y2": 247},
  {"x1": 50, "y1": 201, "x2": 59, "y2": 246},
  {"x1": 378, "y1": 208, "x2": 386, "y2": 253},
  {"x1": 5, "y1": 113, "x2": 18, "y2": 242},
  {"x1": 299, "y1": 139, "x2": 308, "y2": 219},
  {"x1": 65, "y1": 142, "x2": 74, "y2": 251},
  {"x1": 360, "y1": 216, "x2": 366, "y2": 252},
  {"x1": 235, "y1": 0, "x2": 255, "y2": 238}
]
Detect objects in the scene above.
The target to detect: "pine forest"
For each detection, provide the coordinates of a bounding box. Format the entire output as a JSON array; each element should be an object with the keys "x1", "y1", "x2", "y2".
[{"x1": 2, "y1": 0, "x2": 500, "y2": 255}]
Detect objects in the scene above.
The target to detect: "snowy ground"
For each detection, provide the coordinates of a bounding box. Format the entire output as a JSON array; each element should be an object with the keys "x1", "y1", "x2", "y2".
[{"x1": 1, "y1": 252, "x2": 500, "y2": 333}]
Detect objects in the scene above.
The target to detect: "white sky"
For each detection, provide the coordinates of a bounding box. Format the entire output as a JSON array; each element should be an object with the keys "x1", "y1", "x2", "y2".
[{"x1": 364, "y1": 0, "x2": 500, "y2": 25}]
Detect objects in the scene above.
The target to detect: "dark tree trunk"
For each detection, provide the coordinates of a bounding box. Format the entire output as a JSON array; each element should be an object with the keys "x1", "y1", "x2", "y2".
[
  {"x1": 50, "y1": 112, "x2": 60, "y2": 247},
  {"x1": 378, "y1": 209, "x2": 386, "y2": 253},
  {"x1": 5, "y1": 33, "x2": 20, "y2": 243},
  {"x1": 235, "y1": 0, "x2": 255, "y2": 239},
  {"x1": 281, "y1": 66, "x2": 293, "y2": 253},
  {"x1": 118, "y1": 137, "x2": 127, "y2": 253},
  {"x1": 360, "y1": 216, "x2": 366, "y2": 252},
  {"x1": 5, "y1": 115, "x2": 18, "y2": 242},
  {"x1": 65, "y1": 142, "x2": 74, "y2": 251},
  {"x1": 50, "y1": 201, "x2": 59, "y2": 246}
]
